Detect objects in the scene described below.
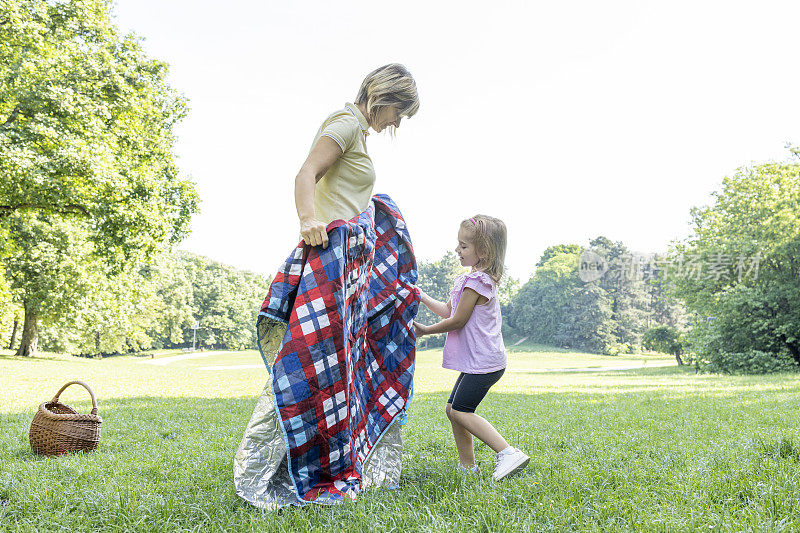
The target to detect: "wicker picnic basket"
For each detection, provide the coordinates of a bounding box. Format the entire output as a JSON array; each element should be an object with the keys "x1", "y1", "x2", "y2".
[{"x1": 29, "y1": 381, "x2": 102, "y2": 456}]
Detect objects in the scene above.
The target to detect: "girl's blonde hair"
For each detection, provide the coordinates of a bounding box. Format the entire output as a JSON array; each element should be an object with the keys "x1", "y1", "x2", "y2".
[
  {"x1": 355, "y1": 63, "x2": 419, "y2": 133},
  {"x1": 460, "y1": 215, "x2": 507, "y2": 284}
]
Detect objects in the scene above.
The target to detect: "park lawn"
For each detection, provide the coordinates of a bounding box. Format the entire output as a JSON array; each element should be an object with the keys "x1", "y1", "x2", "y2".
[{"x1": 1, "y1": 349, "x2": 799, "y2": 531}]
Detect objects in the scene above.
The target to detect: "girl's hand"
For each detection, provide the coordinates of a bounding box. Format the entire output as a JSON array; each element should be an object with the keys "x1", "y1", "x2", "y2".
[
  {"x1": 300, "y1": 217, "x2": 329, "y2": 248},
  {"x1": 418, "y1": 290, "x2": 451, "y2": 319},
  {"x1": 413, "y1": 321, "x2": 427, "y2": 338}
]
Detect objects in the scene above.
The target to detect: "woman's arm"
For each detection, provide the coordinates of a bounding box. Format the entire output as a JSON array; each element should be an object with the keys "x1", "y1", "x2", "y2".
[
  {"x1": 295, "y1": 136, "x2": 343, "y2": 248},
  {"x1": 419, "y1": 290, "x2": 451, "y2": 319},
  {"x1": 415, "y1": 288, "x2": 482, "y2": 336}
]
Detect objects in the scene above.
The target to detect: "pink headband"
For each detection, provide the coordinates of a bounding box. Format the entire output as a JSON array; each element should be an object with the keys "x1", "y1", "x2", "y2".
[{"x1": 470, "y1": 217, "x2": 476, "y2": 225}]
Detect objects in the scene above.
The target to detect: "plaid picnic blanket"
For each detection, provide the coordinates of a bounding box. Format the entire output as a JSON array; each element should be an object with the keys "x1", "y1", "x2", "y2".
[{"x1": 256, "y1": 194, "x2": 419, "y2": 504}]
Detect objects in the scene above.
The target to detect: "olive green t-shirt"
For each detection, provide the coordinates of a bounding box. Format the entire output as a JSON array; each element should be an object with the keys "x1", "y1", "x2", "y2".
[{"x1": 311, "y1": 103, "x2": 375, "y2": 225}]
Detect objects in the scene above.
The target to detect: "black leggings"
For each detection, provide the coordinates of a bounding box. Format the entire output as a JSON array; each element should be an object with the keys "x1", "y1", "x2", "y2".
[{"x1": 447, "y1": 368, "x2": 505, "y2": 413}]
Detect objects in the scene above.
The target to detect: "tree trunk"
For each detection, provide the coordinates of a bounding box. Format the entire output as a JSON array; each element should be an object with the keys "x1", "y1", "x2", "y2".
[
  {"x1": 8, "y1": 316, "x2": 19, "y2": 350},
  {"x1": 675, "y1": 353, "x2": 683, "y2": 366},
  {"x1": 15, "y1": 306, "x2": 38, "y2": 357}
]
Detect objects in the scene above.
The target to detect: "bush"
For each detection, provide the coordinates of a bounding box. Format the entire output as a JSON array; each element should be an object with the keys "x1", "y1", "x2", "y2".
[
  {"x1": 700, "y1": 350, "x2": 799, "y2": 374},
  {"x1": 684, "y1": 320, "x2": 799, "y2": 374},
  {"x1": 603, "y1": 342, "x2": 635, "y2": 356}
]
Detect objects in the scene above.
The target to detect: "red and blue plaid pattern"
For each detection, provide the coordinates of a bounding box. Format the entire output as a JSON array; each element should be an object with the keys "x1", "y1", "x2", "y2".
[{"x1": 257, "y1": 194, "x2": 419, "y2": 504}]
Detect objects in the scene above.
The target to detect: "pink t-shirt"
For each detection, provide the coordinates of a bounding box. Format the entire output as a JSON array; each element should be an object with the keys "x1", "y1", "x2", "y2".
[{"x1": 442, "y1": 271, "x2": 507, "y2": 374}]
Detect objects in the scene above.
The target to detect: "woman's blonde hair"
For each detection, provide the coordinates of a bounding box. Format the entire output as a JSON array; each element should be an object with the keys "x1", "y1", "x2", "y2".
[
  {"x1": 460, "y1": 215, "x2": 507, "y2": 284},
  {"x1": 355, "y1": 63, "x2": 419, "y2": 133}
]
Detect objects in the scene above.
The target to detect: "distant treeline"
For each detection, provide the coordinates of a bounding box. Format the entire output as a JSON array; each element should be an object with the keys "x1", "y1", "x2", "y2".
[{"x1": 1, "y1": 243, "x2": 271, "y2": 356}]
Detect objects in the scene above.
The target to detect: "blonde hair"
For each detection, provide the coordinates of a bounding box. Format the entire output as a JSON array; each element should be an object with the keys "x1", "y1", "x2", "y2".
[
  {"x1": 460, "y1": 215, "x2": 507, "y2": 284},
  {"x1": 355, "y1": 63, "x2": 419, "y2": 134}
]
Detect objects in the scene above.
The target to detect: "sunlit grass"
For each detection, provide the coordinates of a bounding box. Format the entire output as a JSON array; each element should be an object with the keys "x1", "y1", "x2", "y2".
[{"x1": 1, "y1": 348, "x2": 799, "y2": 531}]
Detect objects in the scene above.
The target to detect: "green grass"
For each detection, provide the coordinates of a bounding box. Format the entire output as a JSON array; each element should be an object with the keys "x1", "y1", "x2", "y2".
[{"x1": 1, "y1": 348, "x2": 799, "y2": 531}]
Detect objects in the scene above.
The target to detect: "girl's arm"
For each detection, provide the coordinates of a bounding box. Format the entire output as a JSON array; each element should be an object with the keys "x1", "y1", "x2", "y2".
[
  {"x1": 415, "y1": 288, "x2": 482, "y2": 336},
  {"x1": 294, "y1": 136, "x2": 343, "y2": 249},
  {"x1": 419, "y1": 290, "x2": 452, "y2": 319}
]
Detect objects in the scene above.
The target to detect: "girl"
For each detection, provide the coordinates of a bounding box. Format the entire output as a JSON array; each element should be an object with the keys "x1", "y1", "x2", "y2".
[{"x1": 414, "y1": 215, "x2": 530, "y2": 481}]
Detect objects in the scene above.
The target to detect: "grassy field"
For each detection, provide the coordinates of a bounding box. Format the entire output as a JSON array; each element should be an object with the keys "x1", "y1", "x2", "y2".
[{"x1": 1, "y1": 346, "x2": 799, "y2": 532}]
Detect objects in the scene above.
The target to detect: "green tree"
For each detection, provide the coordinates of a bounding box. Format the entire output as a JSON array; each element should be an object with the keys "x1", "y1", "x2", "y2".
[
  {"x1": 38, "y1": 263, "x2": 159, "y2": 355},
  {"x1": 4, "y1": 215, "x2": 95, "y2": 356},
  {"x1": 643, "y1": 267, "x2": 685, "y2": 329},
  {"x1": 508, "y1": 238, "x2": 682, "y2": 353},
  {"x1": 509, "y1": 250, "x2": 615, "y2": 352},
  {"x1": 141, "y1": 254, "x2": 196, "y2": 348},
  {"x1": 536, "y1": 244, "x2": 582, "y2": 267},
  {"x1": 497, "y1": 275, "x2": 520, "y2": 307},
  {"x1": 642, "y1": 325, "x2": 683, "y2": 364},
  {"x1": 1, "y1": 0, "x2": 198, "y2": 355},
  {"x1": 0, "y1": 262, "x2": 20, "y2": 349},
  {"x1": 672, "y1": 149, "x2": 800, "y2": 371},
  {"x1": 498, "y1": 275, "x2": 521, "y2": 339},
  {"x1": 589, "y1": 237, "x2": 651, "y2": 347},
  {"x1": 509, "y1": 252, "x2": 578, "y2": 343},
  {"x1": 0, "y1": 0, "x2": 198, "y2": 260},
  {"x1": 555, "y1": 283, "x2": 615, "y2": 353}
]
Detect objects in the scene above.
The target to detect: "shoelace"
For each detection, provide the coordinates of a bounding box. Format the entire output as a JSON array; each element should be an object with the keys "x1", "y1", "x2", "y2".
[
  {"x1": 494, "y1": 449, "x2": 515, "y2": 474},
  {"x1": 493, "y1": 455, "x2": 503, "y2": 474}
]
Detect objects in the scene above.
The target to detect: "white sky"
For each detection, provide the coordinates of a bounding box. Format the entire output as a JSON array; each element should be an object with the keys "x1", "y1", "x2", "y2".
[{"x1": 113, "y1": 1, "x2": 800, "y2": 281}]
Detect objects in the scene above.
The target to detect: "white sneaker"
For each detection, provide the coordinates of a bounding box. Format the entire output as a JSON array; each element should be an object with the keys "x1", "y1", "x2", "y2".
[{"x1": 492, "y1": 448, "x2": 529, "y2": 481}]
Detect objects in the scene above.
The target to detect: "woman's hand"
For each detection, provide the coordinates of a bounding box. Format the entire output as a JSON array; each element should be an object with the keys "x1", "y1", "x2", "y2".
[
  {"x1": 413, "y1": 321, "x2": 428, "y2": 338},
  {"x1": 300, "y1": 217, "x2": 329, "y2": 248}
]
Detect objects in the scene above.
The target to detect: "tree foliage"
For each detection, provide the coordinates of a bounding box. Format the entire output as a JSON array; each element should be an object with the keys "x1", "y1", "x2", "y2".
[
  {"x1": 166, "y1": 253, "x2": 271, "y2": 351},
  {"x1": 10, "y1": 250, "x2": 272, "y2": 355},
  {"x1": 0, "y1": 0, "x2": 198, "y2": 261},
  {"x1": 671, "y1": 151, "x2": 800, "y2": 372},
  {"x1": 536, "y1": 244, "x2": 582, "y2": 268}
]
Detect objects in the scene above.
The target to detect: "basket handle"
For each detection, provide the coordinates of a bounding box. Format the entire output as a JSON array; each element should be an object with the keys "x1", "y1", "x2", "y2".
[{"x1": 52, "y1": 381, "x2": 98, "y2": 415}]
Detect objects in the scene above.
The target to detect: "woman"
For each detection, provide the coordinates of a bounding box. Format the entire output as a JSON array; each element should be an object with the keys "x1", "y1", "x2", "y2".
[
  {"x1": 235, "y1": 64, "x2": 420, "y2": 508},
  {"x1": 295, "y1": 63, "x2": 419, "y2": 246}
]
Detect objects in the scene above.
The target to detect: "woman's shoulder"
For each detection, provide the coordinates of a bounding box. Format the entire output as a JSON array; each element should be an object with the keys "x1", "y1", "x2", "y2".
[
  {"x1": 322, "y1": 104, "x2": 362, "y2": 129},
  {"x1": 321, "y1": 112, "x2": 360, "y2": 137},
  {"x1": 318, "y1": 106, "x2": 362, "y2": 152},
  {"x1": 324, "y1": 107, "x2": 359, "y2": 124}
]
